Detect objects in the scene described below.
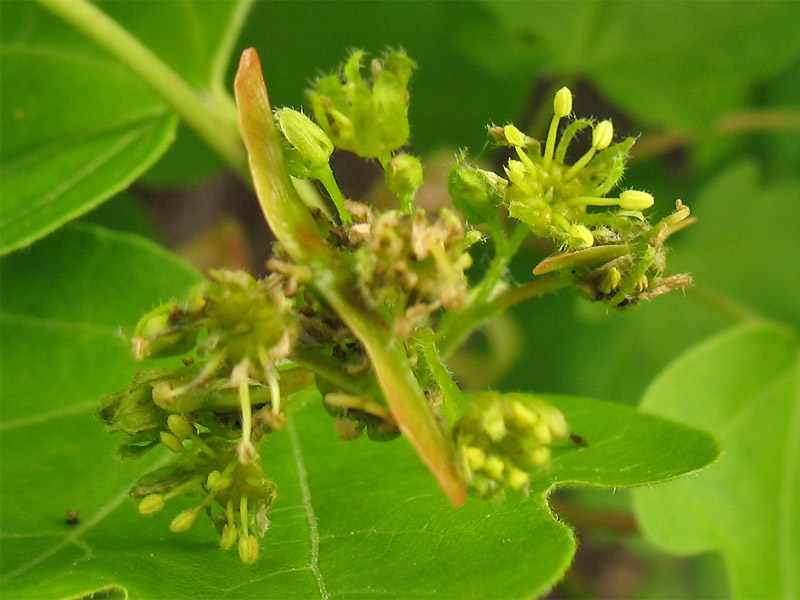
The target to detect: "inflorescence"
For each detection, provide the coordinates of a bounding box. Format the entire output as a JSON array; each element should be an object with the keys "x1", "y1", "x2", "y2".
[{"x1": 100, "y1": 50, "x2": 693, "y2": 564}]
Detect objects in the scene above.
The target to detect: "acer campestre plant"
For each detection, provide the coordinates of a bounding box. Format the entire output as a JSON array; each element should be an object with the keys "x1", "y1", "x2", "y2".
[{"x1": 96, "y1": 47, "x2": 695, "y2": 565}]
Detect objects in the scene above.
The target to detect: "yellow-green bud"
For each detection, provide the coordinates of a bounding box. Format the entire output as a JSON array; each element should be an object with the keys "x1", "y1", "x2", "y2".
[
  {"x1": 619, "y1": 190, "x2": 655, "y2": 211},
  {"x1": 385, "y1": 153, "x2": 423, "y2": 201},
  {"x1": 553, "y1": 87, "x2": 573, "y2": 118},
  {"x1": 568, "y1": 224, "x2": 594, "y2": 248},
  {"x1": 503, "y1": 124, "x2": 526, "y2": 148},
  {"x1": 482, "y1": 406, "x2": 506, "y2": 441},
  {"x1": 169, "y1": 509, "x2": 197, "y2": 533},
  {"x1": 534, "y1": 420, "x2": 553, "y2": 445},
  {"x1": 238, "y1": 534, "x2": 259, "y2": 564},
  {"x1": 220, "y1": 524, "x2": 238, "y2": 550},
  {"x1": 131, "y1": 303, "x2": 197, "y2": 360},
  {"x1": 448, "y1": 157, "x2": 507, "y2": 224},
  {"x1": 275, "y1": 108, "x2": 333, "y2": 176},
  {"x1": 531, "y1": 446, "x2": 552, "y2": 467},
  {"x1": 592, "y1": 120, "x2": 614, "y2": 150},
  {"x1": 507, "y1": 467, "x2": 530, "y2": 491},
  {"x1": 464, "y1": 446, "x2": 486, "y2": 471},
  {"x1": 483, "y1": 456, "x2": 505, "y2": 479},
  {"x1": 510, "y1": 401, "x2": 538, "y2": 430},
  {"x1": 206, "y1": 470, "x2": 230, "y2": 492},
  {"x1": 138, "y1": 494, "x2": 165, "y2": 516},
  {"x1": 167, "y1": 414, "x2": 193, "y2": 440},
  {"x1": 160, "y1": 431, "x2": 184, "y2": 453}
]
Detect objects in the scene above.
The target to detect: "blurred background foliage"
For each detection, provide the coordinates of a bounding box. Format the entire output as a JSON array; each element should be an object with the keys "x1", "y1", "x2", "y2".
[{"x1": 2, "y1": 1, "x2": 799, "y2": 598}]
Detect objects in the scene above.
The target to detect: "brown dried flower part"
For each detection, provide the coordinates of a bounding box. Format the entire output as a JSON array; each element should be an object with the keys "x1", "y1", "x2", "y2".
[{"x1": 352, "y1": 208, "x2": 475, "y2": 333}]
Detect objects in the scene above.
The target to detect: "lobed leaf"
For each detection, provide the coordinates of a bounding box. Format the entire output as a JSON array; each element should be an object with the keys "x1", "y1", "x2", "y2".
[{"x1": 632, "y1": 322, "x2": 800, "y2": 600}]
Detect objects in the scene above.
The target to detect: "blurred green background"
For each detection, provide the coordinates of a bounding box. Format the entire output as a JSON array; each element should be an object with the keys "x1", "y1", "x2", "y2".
[{"x1": 2, "y1": 1, "x2": 799, "y2": 598}]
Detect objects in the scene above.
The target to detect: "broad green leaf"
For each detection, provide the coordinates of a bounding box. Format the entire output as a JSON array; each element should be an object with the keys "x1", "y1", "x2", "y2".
[
  {"x1": 0, "y1": 0, "x2": 250, "y2": 253},
  {"x1": 472, "y1": 1, "x2": 800, "y2": 131},
  {"x1": 632, "y1": 322, "x2": 800, "y2": 600},
  {"x1": 672, "y1": 161, "x2": 800, "y2": 330},
  {"x1": 0, "y1": 224, "x2": 718, "y2": 599}
]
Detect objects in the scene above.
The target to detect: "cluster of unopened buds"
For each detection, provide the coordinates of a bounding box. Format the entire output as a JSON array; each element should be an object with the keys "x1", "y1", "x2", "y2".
[{"x1": 100, "y1": 49, "x2": 693, "y2": 564}]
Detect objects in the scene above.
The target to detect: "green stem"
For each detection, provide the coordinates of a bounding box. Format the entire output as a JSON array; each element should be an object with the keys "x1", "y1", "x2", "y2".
[
  {"x1": 210, "y1": 0, "x2": 255, "y2": 116},
  {"x1": 416, "y1": 328, "x2": 468, "y2": 427},
  {"x1": 35, "y1": 0, "x2": 249, "y2": 180},
  {"x1": 290, "y1": 346, "x2": 368, "y2": 395},
  {"x1": 437, "y1": 222, "x2": 527, "y2": 346},
  {"x1": 438, "y1": 274, "x2": 571, "y2": 358}
]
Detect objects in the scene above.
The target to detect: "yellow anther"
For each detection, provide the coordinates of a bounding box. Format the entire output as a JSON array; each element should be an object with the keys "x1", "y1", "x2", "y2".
[
  {"x1": 483, "y1": 456, "x2": 505, "y2": 479},
  {"x1": 534, "y1": 420, "x2": 553, "y2": 445},
  {"x1": 169, "y1": 509, "x2": 198, "y2": 533},
  {"x1": 220, "y1": 524, "x2": 238, "y2": 550},
  {"x1": 238, "y1": 534, "x2": 259, "y2": 565},
  {"x1": 553, "y1": 87, "x2": 573, "y2": 118},
  {"x1": 160, "y1": 431, "x2": 184, "y2": 454},
  {"x1": 508, "y1": 467, "x2": 531, "y2": 491},
  {"x1": 619, "y1": 190, "x2": 655, "y2": 211},
  {"x1": 167, "y1": 414, "x2": 193, "y2": 440},
  {"x1": 464, "y1": 446, "x2": 487, "y2": 471},
  {"x1": 207, "y1": 470, "x2": 230, "y2": 492},
  {"x1": 510, "y1": 401, "x2": 538, "y2": 430},
  {"x1": 530, "y1": 446, "x2": 552, "y2": 467},
  {"x1": 503, "y1": 124, "x2": 526, "y2": 147},
  {"x1": 568, "y1": 224, "x2": 594, "y2": 248},
  {"x1": 592, "y1": 120, "x2": 614, "y2": 150},
  {"x1": 138, "y1": 494, "x2": 165, "y2": 516}
]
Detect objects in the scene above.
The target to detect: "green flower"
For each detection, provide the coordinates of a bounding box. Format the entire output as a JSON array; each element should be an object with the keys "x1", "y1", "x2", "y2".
[{"x1": 309, "y1": 49, "x2": 415, "y2": 160}]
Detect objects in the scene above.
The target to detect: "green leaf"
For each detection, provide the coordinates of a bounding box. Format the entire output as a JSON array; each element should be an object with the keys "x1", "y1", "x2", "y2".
[
  {"x1": 632, "y1": 322, "x2": 800, "y2": 600},
  {"x1": 672, "y1": 161, "x2": 800, "y2": 330},
  {"x1": 474, "y1": 1, "x2": 800, "y2": 131},
  {"x1": 0, "y1": 0, "x2": 250, "y2": 253},
  {"x1": 0, "y1": 2, "x2": 176, "y2": 254},
  {"x1": 1, "y1": 218, "x2": 718, "y2": 598}
]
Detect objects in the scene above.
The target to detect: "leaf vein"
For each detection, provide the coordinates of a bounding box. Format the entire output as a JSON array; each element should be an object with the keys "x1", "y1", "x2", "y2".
[{"x1": 288, "y1": 419, "x2": 329, "y2": 600}]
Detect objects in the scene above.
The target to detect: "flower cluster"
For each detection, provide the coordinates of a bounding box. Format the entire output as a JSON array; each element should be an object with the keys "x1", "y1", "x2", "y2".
[
  {"x1": 453, "y1": 392, "x2": 568, "y2": 500},
  {"x1": 347, "y1": 205, "x2": 480, "y2": 337},
  {"x1": 450, "y1": 86, "x2": 692, "y2": 307},
  {"x1": 101, "y1": 49, "x2": 696, "y2": 566},
  {"x1": 99, "y1": 270, "x2": 305, "y2": 563}
]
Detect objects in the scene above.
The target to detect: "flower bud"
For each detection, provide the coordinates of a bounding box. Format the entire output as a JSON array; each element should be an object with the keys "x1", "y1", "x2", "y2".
[
  {"x1": 592, "y1": 120, "x2": 614, "y2": 150},
  {"x1": 159, "y1": 431, "x2": 184, "y2": 453},
  {"x1": 275, "y1": 108, "x2": 333, "y2": 177},
  {"x1": 464, "y1": 446, "x2": 486, "y2": 471},
  {"x1": 207, "y1": 470, "x2": 231, "y2": 492},
  {"x1": 530, "y1": 446, "x2": 552, "y2": 467},
  {"x1": 568, "y1": 224, "x2": 594, "y2": 248},
  {"x1": 238, "y1": 534, "x2": 260, "y2": 564},
  {"x1": 169, "y1": 509, "x2": 197, "y2": 533},
  {"x1": 220, "y1": 524, "x2": 238, "y2": 550},
  {"x1": 167, "y1": 414, "x2": 193, "y2": 440},
  {"x1": 553, "y1": 87, "x2": 573, "y2": 118},
  {"x1": 448, "y1": 157, "x2": 507, "y2": 224},
  {"x1": 507, "y1": 468, "x2": 530, "y2": 491},
  {"x1": 385, "y1": 153, "x2": 423, "y2": 201},
  {"x1": 483, "y1": 456, "x2": 505, "y2": 479},
  {"x1": 502, "y1": 124, "x2": 527, "y2": 148},
  {"x1": 131, "y1": 303, "x2": 198, "y2": 360},
  {"x1": 619, "y1": 190, "x2": 655, "y2": 211},
  {"x1": 138, "y1": 494, "x2": 165, "y2": 516}
]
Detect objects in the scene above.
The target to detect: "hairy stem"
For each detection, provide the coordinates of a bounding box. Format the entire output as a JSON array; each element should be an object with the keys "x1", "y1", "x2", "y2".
[
  {"x1": 36, "y1": 0, "x2": 249, "y2": 179},
  {"x1": 438, "y1": 274, "x2": 571, "y2": 358},
  {"x1": 416, "y1": 328, "x2": 468, "y2": 427}
]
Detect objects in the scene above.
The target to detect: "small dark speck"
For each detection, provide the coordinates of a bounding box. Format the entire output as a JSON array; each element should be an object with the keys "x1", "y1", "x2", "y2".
[
  {"x1": 570, "y1": 433, "x2": 589, "y2": 447},
  {"x1": 65, "y1": 509, "x2": 81, "y2": 525}
]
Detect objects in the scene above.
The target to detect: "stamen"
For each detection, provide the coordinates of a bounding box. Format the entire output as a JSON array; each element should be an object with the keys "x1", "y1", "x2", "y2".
[{"x1": 543, "y1": 87, "x2": 572, "y2": 170}]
